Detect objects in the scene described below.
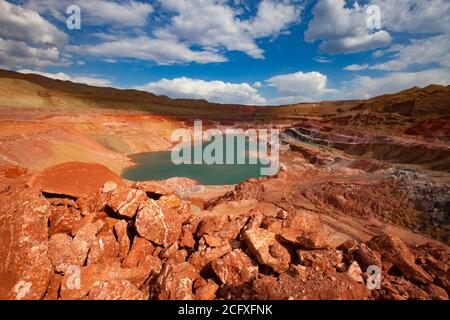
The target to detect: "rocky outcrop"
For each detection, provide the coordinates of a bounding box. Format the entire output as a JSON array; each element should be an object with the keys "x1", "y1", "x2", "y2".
[{"x1": 0, "y1": 162, "x2": 449, "y2": 301}]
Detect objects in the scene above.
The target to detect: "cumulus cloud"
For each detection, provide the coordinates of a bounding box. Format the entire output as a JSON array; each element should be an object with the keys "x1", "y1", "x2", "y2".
[
  {"x1": 242, "y1": 0, "x2": 301, "y2": 38},
  {"x1": 136, "y1": 77, "x2": 266, "y2": 105},
  {"x1": 370, "y1": 0, "x2": 450, "y2": 34},
  {"x1": 341, "y1": 69, "x2": 450, "y2": 99},
  {"x1": 0, "y1": 0, "x2": 67, "y2": 46},
  {"x1": 266, "y1": 71, "x2": 336, "y2": 98},
  {"x1": 370, "y1": 35, "x2": 450, "y2": 71},
  {"x1": 26, "y1": 0, "x2": 154, "y2": 27},
  {"x1": 0, "y1": 38, "x2": 68, "y2": 68},
  {"x1": 305, "y1": 0, "x2": 391, "y2": 54},
  {"x1": 17, "y1": 69, "x2": 112, "y2": 87},
  {"x1": 159, "y1": 0, "x2": 300, "y2": 59},
  {"x1": 67, "y1": 36, "x2": 226, "y2": 65}
]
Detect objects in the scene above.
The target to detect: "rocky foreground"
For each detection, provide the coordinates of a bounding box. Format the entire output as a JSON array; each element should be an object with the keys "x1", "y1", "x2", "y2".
[{"x1": 0, "y1": 161, "x2": 448, "y2": 301}]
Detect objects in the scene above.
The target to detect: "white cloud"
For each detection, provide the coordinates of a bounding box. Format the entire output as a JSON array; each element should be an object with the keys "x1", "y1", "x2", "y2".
[
  {"x1": 159, "y1": 0, "x2": 300, "y2": 59},
  {"x1": 341, "y1": 69, "x2": 450, "y2": 99},
  {"x1": 26, "y1": 0, "x2": 154, "y2": 27},
  {"x1": 305, "y1": 0, "x2": 391, "y2": 54},
  {"x1": 160, "y1": 0, "x2": 262, "y2": 58},
  {"x1": 17, "y1": 69, "x2": 112, "y2": 87},
  {"x1": 370, "y1": 35, "x2": 450, "y2": 71},
  {"x1": 67, "y1": 36, "x2": 226, "y2": 65},
  {"x1": 343, "y1": 64, "x2": 369, "y2": 71},
  {"x1": 0, "y1": 38, "x2": 68, "y2": 68},
  {"x1": 242, "y1": 0, "x2": 301, "y2": 38},
  {"x1": 252, "y1": 81, "x2": 262, "y2": 88},
  {"x1": 370, "y1": 0, "x2": 450, "y2": 34},
  {"x1": 266, "y1": 70, "x2": 336, "y2": 98},
  {"x1": 136, "y1": 77, "x2": 266, "y2": 105},
  {"x1": 0, "y1": 0, "x2": 67, "y2": 46}
]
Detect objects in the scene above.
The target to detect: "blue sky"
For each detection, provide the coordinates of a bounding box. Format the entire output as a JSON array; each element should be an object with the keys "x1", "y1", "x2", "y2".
[{"x1": 1, "y1": 0, "x2": 449, "y2": 105}]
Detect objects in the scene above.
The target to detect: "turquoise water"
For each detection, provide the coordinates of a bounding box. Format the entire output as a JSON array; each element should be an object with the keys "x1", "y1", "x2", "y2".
[{"x1": 122, "y1": 136, "x2": 266, "y2": 185}]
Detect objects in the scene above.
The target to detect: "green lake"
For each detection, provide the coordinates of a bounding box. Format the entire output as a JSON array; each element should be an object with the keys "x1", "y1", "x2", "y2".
[{"x1": 121, "y1": 136, "x2": 267, "y2": 185}]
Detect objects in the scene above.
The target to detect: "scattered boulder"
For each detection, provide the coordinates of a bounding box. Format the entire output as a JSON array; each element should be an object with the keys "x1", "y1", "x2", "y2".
[
  {"x1": 188, "y1": 242, "x2": 232, "y2": 272},
  {"x1": 0, "y1": 191, "x2": 52, "y2": 300},
  {"x1": 195, "y1": 279, "x2": 219, "y2": 300},
  {"x1": 279, "y1": 212, "x2": 330, "y2": 249},
  {"x1": 347, "y1": 261, "x2": 364, "y2": 283},
  {"x1": 297, "y1": 249, "x2": 343, "y2": 270},
  {"x1": 367, "y1": 234, "x2": 433, "y2": 284},
  {"x1": 88, "y1": 279, "x2": 147, "y2": 300},
  {"x1": 87, "y1": 230, "x2": 119, "y2": 265},
  {"x1": 243, "y1": 228, "x2": 291, "y2": 273},
  {"x1": 114, "y1": 220, "x2": 130, "y2": 258},
  {"x1": 152, "y1": 262, "x2": 199, "y2": 300},
  {"x1": 122, "y1": 237, "x2": 154, "y2": 268},
  {"x1": 211, "y1": 249, "x2": 259, "y2": 285},
  {"x1": 104, "y1": 184, "x2": 147, "y2": 218},
  {"x1": 135, "y1": 199, "x2": 182, "y2": 247}
]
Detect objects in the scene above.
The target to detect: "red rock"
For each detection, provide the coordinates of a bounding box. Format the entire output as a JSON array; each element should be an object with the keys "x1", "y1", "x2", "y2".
[
  {"x1": 71, "y1": 220, "x2": 104, "y2": 266},
  {"x1": 243, "y1": 228, "x2": 290, "y2": 273},
  {"x1": 424, "y1": 284, "x2": 449, "y2": 300},
  {"x1": 279, "y1": 212, "x2": 330, "y2": 249},
  {"x1": 157, "y1": 195, "x2": 194, "y2": 224},
  {"x1": 0, "y1": 189, "x2": 52, "y2": 300},
  {"x1": 195, "y1": 279, "x2": 219, "y2": 300},
  {"x1": 173, "y1": 249, "x2": 189, "y2": 264},
  {"x1": 275, "y1": 267, "x2": 370, "y2": 300},
  {"x1": 122, "y1": 237, "x2": 154, "y2": 268},
  {"x1": 48, "y1": 206, "x2": 82, "y2": 235},
  {"x1": 179, "y1": 228, "x2": 196, "y2": 249},
  {"x1": 105, "y1": 185, "x2": 147, "y2": 218},
  {"x1": 202, "y1": 234, "x2": 227, "y2": 247},
  {"x1": 249, "y1": 275, "x2": 286, "y2": 300},
  {"x1": 241, "y1": 211, "x2": 264, "y2": 235},
  {"x1": 4, "y1": 166, "x2": 27, "y2": 179},
  {"x1": 114, "y1": 220, "x2": 130, "y2": 258},
  {"x1": 153, "y1": 262, "x2": 199, "y2": 300},
  {"x1": 159, "y1": 242, "x2": 179, "y2": 260},
  {"x1": 48, "y1": 233, "x2": 73, "y2": 272},
  {"x1": 196, "y1": 214, "x2": 229, "y2": 237},
  {"x1": 88, "y1": 279, "x2": 147, "y2": 300},
  {"x1": 132, "y1": 177, "x2": 198, "y2": 196},
  {"x1": 297, "y1": 249, "x2": 343, "y2": 270},
  {"x1": 211, "y1": 249, "x2": 259, "y2": 285},
  {"x1": 367, "y1": 234, "x2": 433, "y2": 284},
  {"x1": 135, "y1": 199, "x2": 182, "y2": 247},
  {"x1": 87, "y1": 230, "x2": 119, "y2": 265},
  {"x1": 70, "y1": 212, "x2": 96, "y2": 236},
  {"x1": 30, "y1": 162, "x2": 123, "y2": 198},
  {"x1": 44, "y1": 273, "x2": 63, "y2": 300},
  {"x1": 347, "y1": 261, "x2": 364, "y2": 283},
  {"x1": 353, "y1": 243, "x2": 382, "y2": 270},
  {"x1": 60, "y1": 258, "x2": 161, "y2": 300},
  {"x1": 188, "y1": 242, "x2": 232, "y2": 272}
]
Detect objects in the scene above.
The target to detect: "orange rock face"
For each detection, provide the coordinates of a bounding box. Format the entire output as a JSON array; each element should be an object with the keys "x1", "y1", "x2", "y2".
[
  {"x1": 30, "y1": 162, "x2": 123, "y2": 198},
  {"x1": 135, "y1": 199, "x2": 182, "y2": 247}
]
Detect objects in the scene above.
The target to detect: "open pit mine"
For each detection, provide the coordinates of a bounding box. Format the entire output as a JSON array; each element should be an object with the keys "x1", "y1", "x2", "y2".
[{"x1": 0, "y1": 69, "x2": 449, "y2": 300}]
